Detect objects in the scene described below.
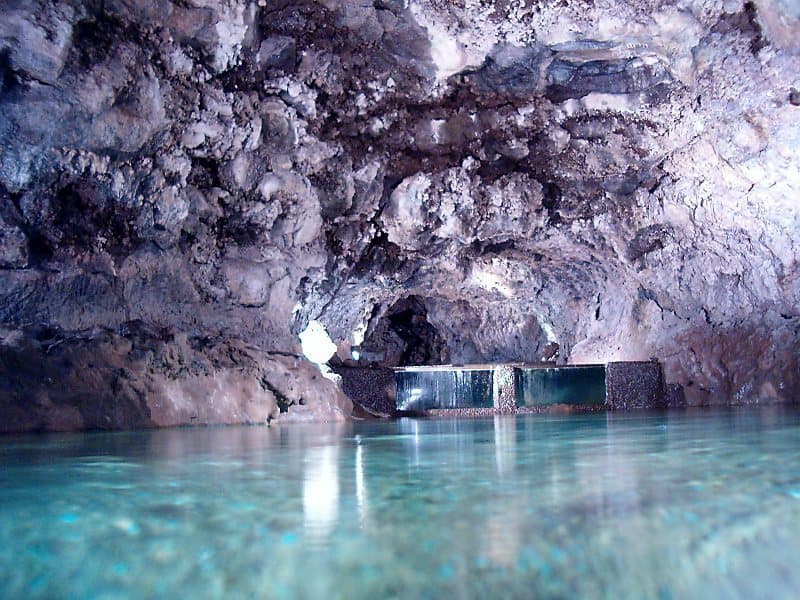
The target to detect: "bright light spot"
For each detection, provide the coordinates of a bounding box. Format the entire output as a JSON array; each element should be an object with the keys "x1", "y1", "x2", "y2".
[
  {"x1": 299, "y1": 320, "x2": 337, "y2": 365},
  {"x1": 539, "y1": 320, "x2": 557, "y2": 343},
  {"x1": 428, "y1": 28, "x2": 465, "y2": 80},
  {"x1": 351, "y1": 349, "x2": 361, "y2": 361},
  {"x1": 470, "y1": 268, "x2": 513, "y2": 298},
  {"x1": 527, "y1": 305, "x2": 557, "y2": 343},
  {"x1": 352, "y1": 320, "x2": 368, "y2": 346},
  {"x1": 408, "y1": 4, "x2": 467, "y2": 82},
  {"x1": 493, "y1": 416, "x2": 516, "y2": 478},
  {"x1": 355, "y1": 443, "x2": 368, "y2": 525},
  {"x1": 431, "y1": 119, "x2": 446, "y2": 144},
  {"x1": 303, "y1": 445, "x2": 339, "y2": 538},
  {"x1": 319, "y1": 364, "x2": 341, "y2": 384}
]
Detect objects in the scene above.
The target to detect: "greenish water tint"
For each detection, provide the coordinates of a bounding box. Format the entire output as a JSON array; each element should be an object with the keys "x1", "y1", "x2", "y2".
[
  {"x1": 396, "y1": 369, "x2": 494, "y2": 410},
  {"x1": 2, "y1": 409, "x2": 800, "y2": 598},
  {"x1": 515, "y1": 365, "x2": 606, "y2": 407}
]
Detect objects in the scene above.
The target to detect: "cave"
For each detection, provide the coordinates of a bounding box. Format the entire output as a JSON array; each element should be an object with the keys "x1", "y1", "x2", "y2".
[
  {"x1": 1, "y1": 0, "x2": 799, "y2": 595},
  {"x1": 356, "y1": 295, "x2": 450, "y2": 368},
  {"x1": 2, "y1": 0, "x2": 798, "y2": 429}
]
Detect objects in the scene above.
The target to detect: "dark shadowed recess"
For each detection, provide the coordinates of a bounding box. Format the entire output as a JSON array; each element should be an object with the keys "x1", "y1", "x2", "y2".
[{"x1": 349, "y1": 295, "x2": 450, "y2": 368}]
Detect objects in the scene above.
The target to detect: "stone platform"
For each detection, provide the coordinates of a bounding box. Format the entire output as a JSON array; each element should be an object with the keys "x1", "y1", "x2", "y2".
[{"x1": 337, "y1": 361, "x2": 667, "y2": 416}]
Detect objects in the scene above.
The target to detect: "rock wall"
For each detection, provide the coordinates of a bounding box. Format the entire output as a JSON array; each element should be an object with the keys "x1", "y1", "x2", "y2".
[
  {"x1": 0, "y1": 324, "x2": 351, "y2": 432},
  {"x1": 0, "y1": 0, "x2": 798, "y2": 430}
]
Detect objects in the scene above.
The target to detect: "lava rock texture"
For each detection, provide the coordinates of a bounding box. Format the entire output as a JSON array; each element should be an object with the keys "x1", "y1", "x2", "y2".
[{"x1": 0, "y1": 0, "x2": 798, "y2": 431}]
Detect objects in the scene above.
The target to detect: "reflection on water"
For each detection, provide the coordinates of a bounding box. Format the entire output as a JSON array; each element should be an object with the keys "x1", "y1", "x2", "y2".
[
  {"x1": 493, "y1": 415, "x2": 516, "y2": 478},
  {"x1": 2, "y1": 408, "x2": 800, "y2": 598},
  {"x1": 303, "y1": 445, "x2": 340, "y2": 539},
  {"x1": 488, "y1": 416, "x2": 520, "y2": 567},
  {"x1": 355, "y1": 440, "x2": 368, "y2": 527}
]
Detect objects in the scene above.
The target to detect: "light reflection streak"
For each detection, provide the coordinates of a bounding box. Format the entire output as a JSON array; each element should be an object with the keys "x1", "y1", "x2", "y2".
[
  {"x1": 487, "y1": 416, "x2": 521, "y2": 566},
  {"x1": 303, "y1": 445, "x2": 339, "y2": 540},
  {"x1": 493, "y1": 415, "x2": 517, "y2": 479},
  {"x1": 355, "y1": 441, "x2": 368, "y2": 526}
]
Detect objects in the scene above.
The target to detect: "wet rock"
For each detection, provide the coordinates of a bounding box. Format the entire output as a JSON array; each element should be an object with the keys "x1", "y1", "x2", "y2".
[
  {"x1": 0, "y1": 327, "x2": 349, "y2": 433},
  {"x1": 664, "y1": 383, "x2": 687, "y2": 408}
]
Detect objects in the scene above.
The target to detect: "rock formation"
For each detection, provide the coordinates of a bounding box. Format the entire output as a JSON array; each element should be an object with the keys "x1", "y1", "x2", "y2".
[{"x1": 0, "y1": 0, "x2": 797, "y2": 431}]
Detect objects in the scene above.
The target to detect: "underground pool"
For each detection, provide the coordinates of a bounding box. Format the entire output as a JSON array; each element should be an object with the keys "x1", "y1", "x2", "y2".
[{"x1": 2, "y1": 408, "x2": 800, "y2": 598}]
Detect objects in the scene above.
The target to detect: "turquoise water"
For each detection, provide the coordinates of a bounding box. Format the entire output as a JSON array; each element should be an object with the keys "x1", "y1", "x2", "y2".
[
  {"x1": 2, "y1": 409, "x2": 800, "y2": 598},
  {"x1": 396, "y1": 369, "x2": 494, "y2": 410},
  {"x1": 515, "y1": 365, "x2": 606, "y2": 407}
]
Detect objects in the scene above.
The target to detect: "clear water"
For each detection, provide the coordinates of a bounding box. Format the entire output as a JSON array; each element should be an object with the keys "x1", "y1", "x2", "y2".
[
  {"x1": 2, "y1": 409, "x2": 800, "y2": 599},
  {"x1": 396, "y1": 369, "x2": 494, "y2": 410},
  {"x1": 515, "y1": 365, "x2": 606, "y2": 407}
]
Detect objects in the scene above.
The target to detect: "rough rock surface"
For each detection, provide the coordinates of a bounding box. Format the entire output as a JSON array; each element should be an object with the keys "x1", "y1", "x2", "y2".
[
  {"x1": 0, "y1": 0, "x2": 798, "y2": 430},
  {"x1": 0, "y1": 323, "x2": 350, "y2": 432}
]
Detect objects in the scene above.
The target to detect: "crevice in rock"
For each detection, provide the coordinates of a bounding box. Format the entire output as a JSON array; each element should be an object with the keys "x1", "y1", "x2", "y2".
[
  {"x1": 70, "y1": 10, "x2": 142, "y2": 69},
  {"x1": 712, "y1": 1, "x2": 767, "y2": 55},
  {"x1": 259, "y1": 375, "x2": 294, "y2": 413}
]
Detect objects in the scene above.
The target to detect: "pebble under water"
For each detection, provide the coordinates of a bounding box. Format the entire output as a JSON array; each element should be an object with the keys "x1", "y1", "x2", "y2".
[{"x1": 2, "y1": 409, "x2": 800, "y2": 598}]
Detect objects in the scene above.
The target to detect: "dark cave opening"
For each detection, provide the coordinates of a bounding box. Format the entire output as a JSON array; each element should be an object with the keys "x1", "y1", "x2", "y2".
[
  {"x1": 387, "y1": 296, "x2": 449, "y2": 366},
  {"x1": 359, "y1": 295, "x2": 449, "y2": 367}
]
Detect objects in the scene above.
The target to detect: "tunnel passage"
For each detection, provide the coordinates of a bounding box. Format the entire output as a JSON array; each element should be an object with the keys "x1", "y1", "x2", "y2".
[{"x1": 359, "y1": 296, "x2": 450, "y2": 367}]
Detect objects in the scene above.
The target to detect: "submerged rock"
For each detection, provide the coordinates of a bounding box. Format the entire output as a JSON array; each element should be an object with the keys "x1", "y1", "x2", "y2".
[{"x1": 0, "y1": 0, "x2": 798, "y2": 430}]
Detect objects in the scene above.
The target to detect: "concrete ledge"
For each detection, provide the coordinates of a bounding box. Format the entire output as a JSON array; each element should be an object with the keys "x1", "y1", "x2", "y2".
[
  {"x1": 335, "y1": 366, "x2": 397, "y2": 416},
  {"x1": 605, "y1": 361, "x2": 665, "y2": 409},
  {"x1": 341, "y1": 360, "x2": 668, "y2": 417},
  {"x1": 416, "y1": 405, "x2": 608, "y2": 418}
]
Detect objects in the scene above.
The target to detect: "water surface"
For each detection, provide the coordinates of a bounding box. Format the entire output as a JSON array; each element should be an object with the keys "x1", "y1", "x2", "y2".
[{"x1": 2, "y1": 409, "x2": 800, "y2": 598}]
